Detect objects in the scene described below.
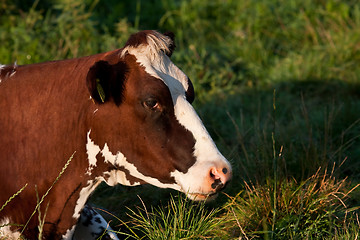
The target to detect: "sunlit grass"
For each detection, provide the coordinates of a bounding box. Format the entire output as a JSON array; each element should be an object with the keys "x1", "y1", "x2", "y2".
[
  {"x1": 103, "y1": 166, "x2": 359, "y2": 239},
  {"x1": 218, "y1": 168, "x2": 359, "y2": 239},
  {"x1": 124, "y1": 195, "x2": 223, "y2": 239}
]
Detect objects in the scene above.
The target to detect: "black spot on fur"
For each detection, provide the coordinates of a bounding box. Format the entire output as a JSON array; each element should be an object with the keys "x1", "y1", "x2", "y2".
[
  {"x1": 81, "y1": 211, "x2": 93, "y2": 227},
  {"x1": 95, "y1": 217, "x2": 102, "y2": 224}
]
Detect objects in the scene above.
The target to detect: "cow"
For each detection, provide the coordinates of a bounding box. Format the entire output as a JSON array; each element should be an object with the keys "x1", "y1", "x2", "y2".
[{"x1": 0, "y1": 30, "x2": 232, "y2": 239}]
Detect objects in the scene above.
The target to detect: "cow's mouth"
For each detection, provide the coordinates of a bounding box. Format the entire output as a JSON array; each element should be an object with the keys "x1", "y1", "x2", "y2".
[{"x1": 186, "y1": 192, "x2": 218, "y2": 201}]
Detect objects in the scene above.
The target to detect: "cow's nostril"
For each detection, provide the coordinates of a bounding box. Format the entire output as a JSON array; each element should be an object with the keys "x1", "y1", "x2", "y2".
[
  {"x1": 211, "y1": 179, "x2": 223, "y2": 190},
  {"x1": 209, "y1": 166, "x2": 230, "y2": 191}
]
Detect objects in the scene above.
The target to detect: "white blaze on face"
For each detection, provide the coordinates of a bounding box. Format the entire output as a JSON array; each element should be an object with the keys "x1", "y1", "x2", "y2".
[
  {"x1": 121, "y1": 32, "x2": 231, "y2": 197},
  {"x1": 170, "y1": 96, "x2": 230, "y2": 196}
]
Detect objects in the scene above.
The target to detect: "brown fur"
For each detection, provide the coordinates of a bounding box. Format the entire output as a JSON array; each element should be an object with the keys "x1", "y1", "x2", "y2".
[{"x1": 0, "y1": 31, "x2": 196, "y2": 239}]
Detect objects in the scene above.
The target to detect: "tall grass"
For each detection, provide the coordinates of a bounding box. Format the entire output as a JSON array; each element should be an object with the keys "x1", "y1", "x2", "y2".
[
  {"x1": 0, "y1": 153, "x2": 75, "y2": 239},
  {"x1": 199, "y1": 85, "x2": 360, "y2": 185},
  {"x1": 219, "y1": 168, "x2": 360, "y2": 239},
  {"x1": 0, "y1": 0, "x2": 135, "y2": 64},
  {"x1": 126, "y1": 195, "x2": 223, "y2": 239},
  {"x1": 100, "y1": 167, "x2": 359, "y2": 239}
]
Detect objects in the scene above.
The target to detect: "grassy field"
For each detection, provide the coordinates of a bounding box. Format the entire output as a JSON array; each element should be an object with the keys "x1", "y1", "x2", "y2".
[{"x1": 1, "y1": 0, "x2": 360, "y2": 239}]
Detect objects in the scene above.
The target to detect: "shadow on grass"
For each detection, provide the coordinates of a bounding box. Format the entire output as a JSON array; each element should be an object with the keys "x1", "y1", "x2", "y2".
[{"x1": 199, "y1": 79, "x2": 360, "y2": 182}]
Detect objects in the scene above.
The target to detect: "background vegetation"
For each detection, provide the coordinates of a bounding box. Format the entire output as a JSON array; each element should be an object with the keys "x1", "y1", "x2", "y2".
[{"x1": 1, "y1": 0, "x2": 360, "y2": 239}]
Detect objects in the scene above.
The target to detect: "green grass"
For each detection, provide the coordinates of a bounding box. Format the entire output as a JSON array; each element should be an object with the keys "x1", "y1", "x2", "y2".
[
  {"x1": 92, "y1": 169, "x2": 360, "y2": 239},
  {"x1": 220, "y1": 169, "x2": 360, "y2": 239},
  {"x1": 126, "y1": 195, "x2": 223, "y2": 239},
  {"x1": 1, "y1": 0, "x2": 360, "y2": 239}
]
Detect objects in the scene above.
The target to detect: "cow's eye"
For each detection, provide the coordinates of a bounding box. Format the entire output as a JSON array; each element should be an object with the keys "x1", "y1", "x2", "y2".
[{"x1": 144, "y1": 98, "x2": 159, "y2": 110}]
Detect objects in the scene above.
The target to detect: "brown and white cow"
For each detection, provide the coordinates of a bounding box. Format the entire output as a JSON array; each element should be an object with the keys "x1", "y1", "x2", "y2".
[{"x1": 0, "y1": 30, "x2": 231, "y2": 239}]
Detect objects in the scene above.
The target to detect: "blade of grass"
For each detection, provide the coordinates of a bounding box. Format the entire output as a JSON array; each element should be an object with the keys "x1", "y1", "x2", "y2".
[{"x1": 20, "y1": 152, "x2": 75, "y2": 237}]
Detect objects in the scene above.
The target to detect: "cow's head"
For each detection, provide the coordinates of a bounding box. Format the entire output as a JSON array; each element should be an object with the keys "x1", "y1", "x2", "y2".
[{"x1": 85, "y1": 30, "x2": 231, "y2": 200}]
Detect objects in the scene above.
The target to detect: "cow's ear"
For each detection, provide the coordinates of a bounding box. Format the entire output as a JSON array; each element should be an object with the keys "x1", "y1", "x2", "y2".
[
  {"x1": 185, "y1": 77, "x2": 195, "y2": 104},
  {"x1": 86, "y1": 61, "x2": 127, "y2": 105},
  {"x1": 163, "y1": 32, "x2": 175, "y2": 57}
]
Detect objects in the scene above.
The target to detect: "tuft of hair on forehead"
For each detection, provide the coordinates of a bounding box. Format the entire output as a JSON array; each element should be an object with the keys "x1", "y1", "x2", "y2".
[
  {"x1": 121, "y1": 30, "x2": 176, "y2": 59},
  {"x1": 0, "y1": 63, "x2": 17, "y2": 80}
]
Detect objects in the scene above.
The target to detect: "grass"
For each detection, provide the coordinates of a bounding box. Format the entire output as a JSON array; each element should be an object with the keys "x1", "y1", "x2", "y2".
[
  {"x1": 221, "y1": 168, "x2": 360, "y2": 239},
  {"x1": 126, "y1": 195, "x2": 223, "y2": 239},
  {"x1": 1, "y1": 0, "x2": 360, "y2": 239},
  {"x1": 199, "y1": 82, "x2": 360, "y2": 183},
  {"x1": 0, "y1": 153, "x2": 75, "y2": 239},
  {"x1": 92, "y1": 167, "x2": 359, "y2": 239}
]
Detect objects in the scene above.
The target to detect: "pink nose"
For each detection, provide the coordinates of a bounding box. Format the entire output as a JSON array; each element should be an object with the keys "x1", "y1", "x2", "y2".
[{"x1": 209, "y1": 166, "x2": 231, "y2": 191}]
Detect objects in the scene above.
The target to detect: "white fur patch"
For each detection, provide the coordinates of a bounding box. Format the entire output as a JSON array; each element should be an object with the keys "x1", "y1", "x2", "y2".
[
  {"x1": 101, "y1": 143, "x2": 119, "y2": 166},
  {"x1": 121, "y1": 36, "x2": 189, "y2": 104},
  {"x1": 63, "y1": 225, "x2": 76, "y2": 240},
  {"x1": 121, "y1": 31, "x2": 173, "y2": 62},
  {"x1": 112, "y1": 157, "x2": 181, "y2": 190},
  {"x1": 86, "y1": 131, "x2": 101, "y2": 175},
  {"x1": 85, "y1": 131, "x2": 180, "y2": 190},
  {"x1": 73, "y1": 179, "x2": 102, "y2": 219},
  {"x1": 0, "y1": 218, "x2": 22, "y2": 240},
  {"x1": 103, "y1": 170, "x2": 140, "y2": 186}
]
